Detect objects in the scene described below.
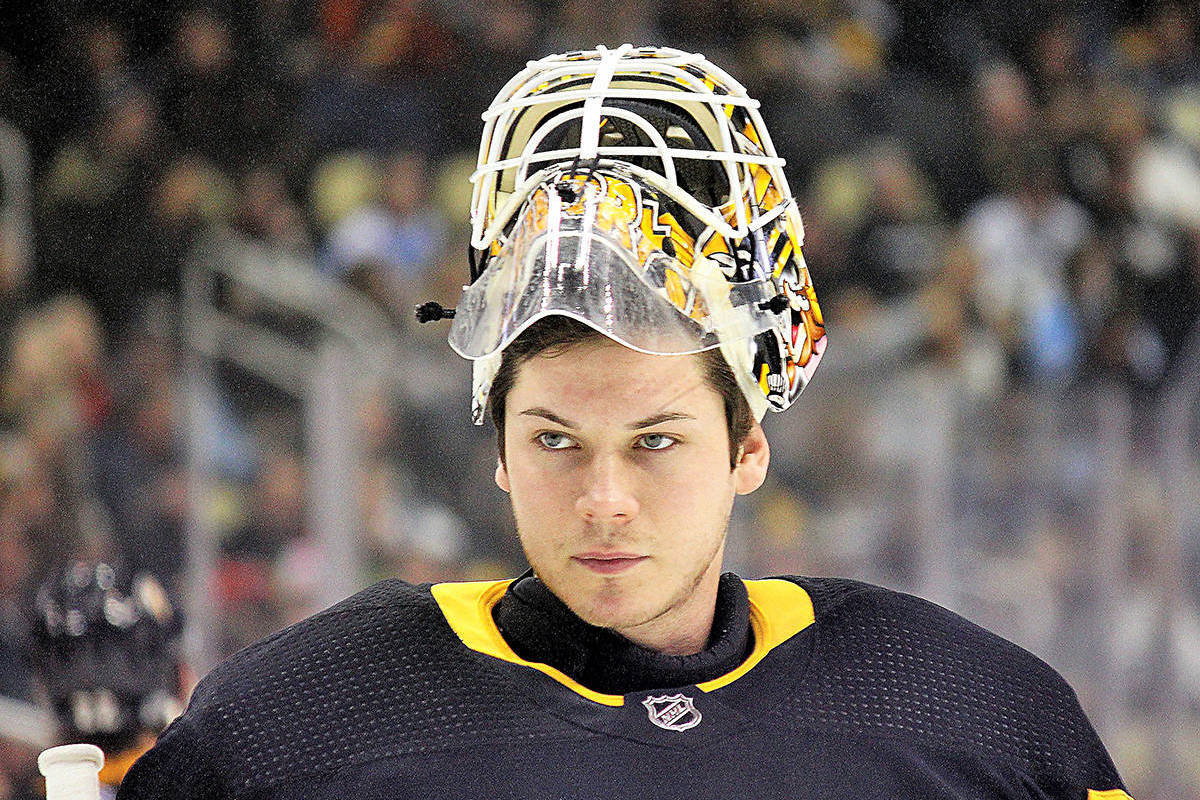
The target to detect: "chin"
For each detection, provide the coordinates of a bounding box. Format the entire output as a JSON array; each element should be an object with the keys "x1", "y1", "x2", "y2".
[{"x1": 568, "y1": 584, "x2": 664, "y2": 632}]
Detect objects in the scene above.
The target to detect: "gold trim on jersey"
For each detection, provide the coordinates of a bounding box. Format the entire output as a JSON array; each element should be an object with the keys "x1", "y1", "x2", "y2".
[
  {"x1": 1087, "y1": 790, "x2": 1135, "y2": 799},
  {"x1": 97, "y1": 737, "x2": 154, "y2": 788},
  {"x1": 431, "y1": 577, "x2": 815, "y2": 706},
  {"x1": 697, "y1": 578, "x2": 815, "y2": 692},
  {"x1": 431, "y1": 579, "x2": 623, "y2": 706}
]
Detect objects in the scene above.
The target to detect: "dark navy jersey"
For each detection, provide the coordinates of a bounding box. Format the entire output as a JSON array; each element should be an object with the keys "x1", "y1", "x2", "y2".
[{"x1": 117, "y1": 576, "x2": 1131, "y2": 800}]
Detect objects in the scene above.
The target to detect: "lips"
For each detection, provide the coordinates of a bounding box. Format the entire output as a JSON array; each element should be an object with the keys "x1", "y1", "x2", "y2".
[{"x1": 572, "y1": 553, "x2": 648, "y2": 575}]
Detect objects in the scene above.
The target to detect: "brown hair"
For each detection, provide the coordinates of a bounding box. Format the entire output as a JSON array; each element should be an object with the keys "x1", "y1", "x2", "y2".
[{"x1": 489, "y1": 316, "x2": 754, "y2": 469}]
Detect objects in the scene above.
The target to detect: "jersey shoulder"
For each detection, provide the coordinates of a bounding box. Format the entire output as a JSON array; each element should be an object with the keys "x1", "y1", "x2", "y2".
[
  {"x1": 119, "y1": 580, "x2": 573, "y2": 799},
  {"x1": 773, "y1": 576, "x2": 1123, "y2": 792},
  {"x1": 189, "y1": 579, "x2": 447, "y2": 701}
]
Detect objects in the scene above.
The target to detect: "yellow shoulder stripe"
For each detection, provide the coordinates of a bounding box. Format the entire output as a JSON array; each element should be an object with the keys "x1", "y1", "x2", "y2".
[
  {"x1": 1088, "y1": 791, "x2": 1134, "y2": 800},
  {"x1": 697, "y1": 578, "x2": 815, "y2": 692},
  {"x1": 431, "y1": 577, "x2": 816, "y2": 706},
  {"x1": 431, "y1": 579, "x2": 625, "y2": 706},
  {"x1": 97, "y1": 739, "x2": 151, "y2": 787}
]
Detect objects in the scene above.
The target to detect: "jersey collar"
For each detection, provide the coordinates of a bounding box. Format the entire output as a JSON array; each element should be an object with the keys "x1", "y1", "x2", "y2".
[{"x1": 431, "y1": 576, "x2": 814, "y2": 706}]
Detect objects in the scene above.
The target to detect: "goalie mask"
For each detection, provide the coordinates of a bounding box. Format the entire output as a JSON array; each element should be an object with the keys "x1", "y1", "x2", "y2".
[{"x1": 430, "y1": 44, "x2": 826, "y2": 422}]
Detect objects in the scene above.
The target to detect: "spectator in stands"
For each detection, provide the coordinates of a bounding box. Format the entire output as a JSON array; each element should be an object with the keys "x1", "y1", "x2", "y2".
[
  {"x1": 1094, "y1": 82, "x2": 1200, "y2": 385},
  {"x1": 971, "y1": 61, "x2": 1041, "y2": 197},
  {"x1": 3, "y1": 298, "x2": 113, "y2": 489},
  {"x1": 233, "y1": 167, "x2": 312, "y2": 256},
  {"x1": 355, "y1": 384, "x2": 469, "y2": 586},
  {"x1": 963, "y1": 143, "x2": 1092, "y2": 380},
  {"x1": 847, "y1": 140, "x2": 948, "y2": 303},
  {"x1": 76, "y1": 19, "x2": 142, "y2": 116},
  {"x1": 0, "y1": 109, "x2": 32, "y2": 334},
  {"x1": 0, "y1": 503, "x2": 34, "y2": 704},
  {"x1": 221, "y1": 449, "x2": 307, "y2": 564},
  {"x1": 436, "y1": 0, "x2": 545, "y2": 155},
  {"x1": 157, "y1": 9, "x2": 254, "y2": 174},
  {"x1": 302, "y1": 0, "x2": 454, "y2": 155},
  {"x1": 28, "y1": 561, "x2": 186, "y2": 799},
  {"x1": 1126, "y1": 1, "x2": 1199, "y2": 94},
  {"x1": 92, "y1": 373, "x2": 188, "y2": 591},
  {"x1": 35, "y1": 88, "x2": 169, "y2": 343},
  {"x1": 322, "y1": 150, "x2": 446, "y2": 323}
]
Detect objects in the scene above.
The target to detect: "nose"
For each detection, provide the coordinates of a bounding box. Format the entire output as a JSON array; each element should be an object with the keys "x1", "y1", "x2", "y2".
[{"x1": 575, "y1": 453, "x2": 640, "y2": 524}]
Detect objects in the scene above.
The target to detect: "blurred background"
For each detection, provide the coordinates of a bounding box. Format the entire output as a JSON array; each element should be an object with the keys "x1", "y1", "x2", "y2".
[{"x1": 0, "y1": 0, "x2": 1196, "y2": 796}]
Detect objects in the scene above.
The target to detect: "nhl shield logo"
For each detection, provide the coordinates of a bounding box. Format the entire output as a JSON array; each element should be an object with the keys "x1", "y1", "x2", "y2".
[{"x1": 641, "y1": 693, "x2": 702, "y2": 731}]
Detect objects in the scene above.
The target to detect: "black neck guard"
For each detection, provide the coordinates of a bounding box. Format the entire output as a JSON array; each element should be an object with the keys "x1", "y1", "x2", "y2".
[{"x1": 492, "y1": 572, "x2": 753, "y2": 695}]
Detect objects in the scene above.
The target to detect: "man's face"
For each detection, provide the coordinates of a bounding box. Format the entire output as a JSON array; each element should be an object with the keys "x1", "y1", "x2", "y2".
[{"x1": 495, "y1": 337, "x2": 769, "y2": 654}]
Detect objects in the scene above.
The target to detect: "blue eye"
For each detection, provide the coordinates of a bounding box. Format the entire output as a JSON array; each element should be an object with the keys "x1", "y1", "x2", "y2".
[
  {"x1": 536, "y1": 431, "x2": 575, "y2": 450},
  {"x1": 638, "y1": 433, "x2": 677, "y2": 451}
]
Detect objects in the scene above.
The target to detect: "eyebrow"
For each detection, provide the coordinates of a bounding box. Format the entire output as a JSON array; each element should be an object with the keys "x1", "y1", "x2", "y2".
[
  {"x1": 519, "y1": 408, "x2": 577, "y2": 428},
  {"x1": 631, "y1": 411, "x2": 695, "y2": 429},
  {"x1": 518, "y1": 408, "x2": 696, "y2": 430}
]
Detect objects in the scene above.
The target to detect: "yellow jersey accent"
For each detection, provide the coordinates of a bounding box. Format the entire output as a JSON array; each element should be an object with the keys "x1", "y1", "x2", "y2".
[
  {"x1": 431, "y1": 579, "x2": 624, "y2": 706},
  {"x1": 431, "y1": 578, "x2": 815, "y2": 705},
  {"x1": 97, "y1": 740, "x2": 152, "y2": 787},
  {"x1": 1087, "y1": 791, "x2": 1134, "y2": 800},
  {"x1": 697, "y1": 579, "x2": 815, "y2": 692}
]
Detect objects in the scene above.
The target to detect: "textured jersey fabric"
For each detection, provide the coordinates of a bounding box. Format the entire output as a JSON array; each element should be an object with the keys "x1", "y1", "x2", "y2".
[{"x1": 116, "y1": 576, "x2": 1130, "y2": 800}]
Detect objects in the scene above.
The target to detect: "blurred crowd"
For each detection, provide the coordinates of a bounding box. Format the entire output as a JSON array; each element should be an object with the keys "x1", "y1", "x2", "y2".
[{"x1": 0, "y1": 0, "x2": 1198, "y2": 796}]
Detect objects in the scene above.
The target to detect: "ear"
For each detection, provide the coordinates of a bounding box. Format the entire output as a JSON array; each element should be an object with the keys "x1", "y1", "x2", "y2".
[
  {"x1": 494, "y1": 457, "x2": 511, "y2": 493},
  {"x1": 733, "y1": 422, "x2": 769, "y2": 495}
]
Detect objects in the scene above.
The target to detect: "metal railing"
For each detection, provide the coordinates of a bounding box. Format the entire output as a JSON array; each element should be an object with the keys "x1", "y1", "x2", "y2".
[{"x1": 180, "y1": 230, "x2": 405, "y2": 673}]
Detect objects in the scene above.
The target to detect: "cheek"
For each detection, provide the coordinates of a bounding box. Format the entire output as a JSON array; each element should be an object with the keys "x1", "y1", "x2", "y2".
[
  {"x1": 657, "y1": 450, "x2": 736, "y2": 496},
  {"x1": 506, "y1": 459, "x2": 577, "y2": 516}
]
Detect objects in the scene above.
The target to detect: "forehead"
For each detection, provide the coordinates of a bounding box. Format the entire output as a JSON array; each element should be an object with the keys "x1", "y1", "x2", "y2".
[{"x1": 507, "y1": 339, "x2": 721, "y2": 424}]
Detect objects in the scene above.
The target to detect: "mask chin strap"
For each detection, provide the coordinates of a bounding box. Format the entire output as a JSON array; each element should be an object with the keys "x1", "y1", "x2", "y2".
[
  {"x1": 721, "y1": 335, "x2": 771, "y2": 423},
  {"x1": 689, "y1": 250, "x2": 774, "y2": 422},
  {"x1": 471, "y1": 351, "x2": 504, "y2": 425}
]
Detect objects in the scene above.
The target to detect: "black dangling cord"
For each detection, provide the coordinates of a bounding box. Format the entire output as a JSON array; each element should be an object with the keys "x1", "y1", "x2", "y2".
[
  {"x1": 758, "y1": 294, "x2": 789, "y2": 315},
  {"x1": 415, "y1": 302, "x2": 456, "y2": 323},
  {"x1": 556, "y1": 155, "x2": 594, "y2": 203}
]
